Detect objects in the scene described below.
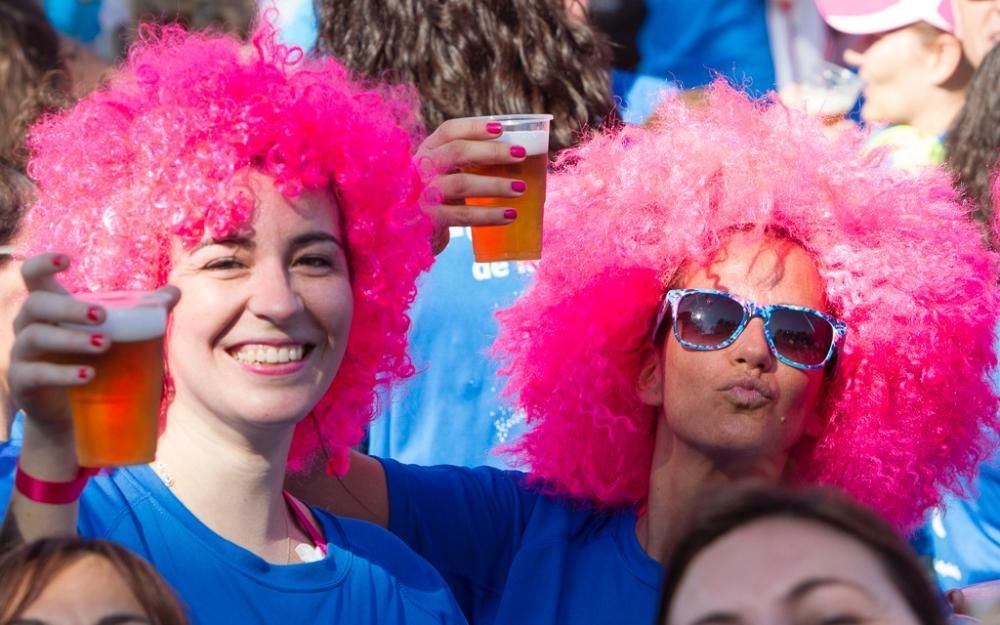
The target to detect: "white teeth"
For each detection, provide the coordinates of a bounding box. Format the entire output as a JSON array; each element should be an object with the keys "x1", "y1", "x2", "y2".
[{"x1": 231, "y1": 344, "x2": 307, "y2": 365}]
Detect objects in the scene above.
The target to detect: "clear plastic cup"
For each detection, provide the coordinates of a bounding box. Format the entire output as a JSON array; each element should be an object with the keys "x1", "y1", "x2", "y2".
[
  {"x1": 796, "y1": 61, "x2": 863, "y2": 123},
  {"x1": 59, "y1": 291, "x2": 168, "y2": 467},
  {"x1": 461, "y1": 114, "x2": 552, "y2": 262}
]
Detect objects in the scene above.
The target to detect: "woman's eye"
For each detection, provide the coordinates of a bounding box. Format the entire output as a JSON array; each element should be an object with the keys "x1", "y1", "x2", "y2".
[
  {"x1": 203, "y1": 257, "x2": 245, "y2": 271},
  {"x1": 813, "y1": 615, "x2": 867, "y2": 625},
  {"x1": 294, "y1": 255, "x2": 334, "y2": 269}
]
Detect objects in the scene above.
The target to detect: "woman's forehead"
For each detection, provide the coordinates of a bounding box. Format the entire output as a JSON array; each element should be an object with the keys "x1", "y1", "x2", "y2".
[{"x1": 680, "y1": 235, "x2": 826, "y2": 306}]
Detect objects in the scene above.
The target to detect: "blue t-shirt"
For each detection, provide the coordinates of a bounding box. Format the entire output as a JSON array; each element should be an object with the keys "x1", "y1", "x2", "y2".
[
  {"x1": 2, "y1": 460, "x2": 466, "y2": 625},
  {"x1": 370, "y1": 229, "x2": 532, "y2": 468},
  {"x1": 637, "y1": 0, "x2": 775, "y2": 96},
  {"x1": 925, "y1": 451, "x2": 1000, "y2": 590},
  {"x1": 383, "y1": 458, "x2": 664, "y2": 625}
]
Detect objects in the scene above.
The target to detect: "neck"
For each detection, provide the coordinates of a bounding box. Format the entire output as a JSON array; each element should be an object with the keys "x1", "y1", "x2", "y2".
[
  {"x1": 155, "y1": 397, "x2": 304, "y2": 561},
  {"x1": 636, "y1": 419, "x2": 787, "y2": 564},
  {"x1": 906, "y1": 88, "x2": 966, "y2": 136}
]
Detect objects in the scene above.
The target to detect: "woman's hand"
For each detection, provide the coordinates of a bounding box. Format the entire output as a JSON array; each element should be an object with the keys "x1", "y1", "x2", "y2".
[
  {"x1": 8, "y1": 253, "x2": 179, "y2": 426},
  {"x1": 416, "y1": 118, "x2": 530, "y2": 254}
]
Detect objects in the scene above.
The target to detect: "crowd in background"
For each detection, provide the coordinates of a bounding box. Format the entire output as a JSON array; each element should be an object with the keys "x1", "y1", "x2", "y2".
[{"x1": 2, "y1": 1, "x2": 1000, "y2": 624}]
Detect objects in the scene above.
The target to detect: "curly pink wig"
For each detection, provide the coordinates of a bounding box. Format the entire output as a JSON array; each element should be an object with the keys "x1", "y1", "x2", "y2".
[
  {"x1": 495, "y1": 83, "x2": 1000, "y2": 530},
  {"x1": 20, "y1": 23, "x2": 432, "y2": 475}
]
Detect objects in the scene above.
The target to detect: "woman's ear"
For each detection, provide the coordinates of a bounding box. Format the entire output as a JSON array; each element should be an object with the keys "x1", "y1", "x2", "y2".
[
  {"x1": 929, "y1": 31, "x2": 973, "y2": 88},
  {"x1": 638, "y1": 345, "x2": 665, "y2": 407}
]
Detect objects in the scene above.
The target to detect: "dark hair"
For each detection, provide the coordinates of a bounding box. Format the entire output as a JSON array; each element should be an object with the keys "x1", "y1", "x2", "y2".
[
  {"x1": 113, "y1": 0, "x2": 258, "y2": 58},
  {"x1": 657, "y1": 487, "x2": 947, "y2": 625},
  {"x1": 314, "y1": 0, "x2": 616, "y2": 152},
  {"x1": 0, "y1": 0, "x2": 69, "y2": 171},
  {"x1": 0, "y1": 538, "x2": 189, "y2": 625},
  {"x1": 946, "y1": 43, "x2": 1000, "y2": 239},
  {"x1": 0, "y1": 159, "x2": 31, "y2": 249}
]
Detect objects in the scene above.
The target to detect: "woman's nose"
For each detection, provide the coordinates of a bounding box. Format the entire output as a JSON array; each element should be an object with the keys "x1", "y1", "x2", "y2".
[
  {"x1": 729, "y1": 318, "x2": 775, "y2": 371},
  {"x1": 246, "y1": 262, "x2": 304, "y2": 322}
]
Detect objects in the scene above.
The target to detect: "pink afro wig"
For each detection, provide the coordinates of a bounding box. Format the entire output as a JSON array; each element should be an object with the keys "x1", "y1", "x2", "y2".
[
  {"x1": 494, "y1": 82, "x2": 1000, "y2": 530},
  {"x1": 20, "y1": 23, "x2": 432, "y2": 475}
]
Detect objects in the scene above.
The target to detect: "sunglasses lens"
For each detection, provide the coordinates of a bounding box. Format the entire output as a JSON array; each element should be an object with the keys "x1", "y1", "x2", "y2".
[
  {"x1": 769, "y1": 308, "x2": 834, "y2": 367},
  {"x1": 675, "y1": 292, "x2": 745, "y2": 347}
]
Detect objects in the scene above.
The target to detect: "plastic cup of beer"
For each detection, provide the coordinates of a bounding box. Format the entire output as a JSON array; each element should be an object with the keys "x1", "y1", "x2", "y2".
[
  {"x1": 60, "y1": 291, "x2": 168, "y2": 467},
  {"x1": 796, "y1": 61, "x2": 863, "y2": 124},
  {"x1": 462, "y1": 114, "x2": 552, "y2": 262}
]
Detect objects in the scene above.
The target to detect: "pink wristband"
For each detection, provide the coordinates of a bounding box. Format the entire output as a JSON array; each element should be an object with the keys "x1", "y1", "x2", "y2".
[{"x1": 15, "y1": 463, "x2": 97, "y2": 505}]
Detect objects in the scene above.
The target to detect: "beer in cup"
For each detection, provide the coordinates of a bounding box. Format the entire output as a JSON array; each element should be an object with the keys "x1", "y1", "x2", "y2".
[
  {"x1": 462, "y1": 114, "x2": 552, "y2": 262},
  {"x1": 60, "y1": 291, "x2": 168, "y2": 467}
]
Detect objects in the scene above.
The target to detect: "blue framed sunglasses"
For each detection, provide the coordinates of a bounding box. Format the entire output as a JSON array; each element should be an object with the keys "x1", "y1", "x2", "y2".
[{"x1": 653, "y1": 288, "x2": 848, "y2": 370}]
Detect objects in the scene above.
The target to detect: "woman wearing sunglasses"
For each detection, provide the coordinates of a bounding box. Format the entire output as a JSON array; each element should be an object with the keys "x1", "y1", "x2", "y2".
[{"x1": 290, "y1": 82, "x2": 1000, "y2": 625}]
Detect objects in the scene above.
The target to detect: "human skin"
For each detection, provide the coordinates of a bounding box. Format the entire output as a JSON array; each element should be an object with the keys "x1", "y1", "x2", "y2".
[
  {"x1": 0, "y1": 254, "x2": 25, "y2": 441},
  {"x1": 9, "y1": 554, "x2": 152, "y2": 625},
  {"x1": 666, "y1": 517, "x2": 921, "y2": 625},
  {"x1": 634, "y1": 233, "x2": 828, "y2": 559}
]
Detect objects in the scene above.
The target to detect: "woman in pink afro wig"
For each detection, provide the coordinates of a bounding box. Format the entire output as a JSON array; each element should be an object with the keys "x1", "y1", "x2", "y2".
[
  {"x1": 3, "y1": 20, "x2": 470, "y2": 624},
  {"x1": 295, "y1": 82, "x2": 1000, "y2": 625},
  {"x1": 21, "y1": 21, "x2": 430, "y2": 476},
  {"x1": 494, "y1": 82, "x2": 1000, "y2": 531}
]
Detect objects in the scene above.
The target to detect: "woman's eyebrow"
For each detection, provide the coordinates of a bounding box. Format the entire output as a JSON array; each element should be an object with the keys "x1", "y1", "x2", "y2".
[
  {"x1": 192, "y1": 236, "x2": 255, "y2": 252},
  {"x1": 289, "y1": 231, "x2": 343, "y2": 251},
  {"x1": 94, "y1": 614, "x2": 153, "y2": 625},
  {"x1": 689, "y1": 612, "x2": 744, "y2": 625},
  {"x1": 786, "y1": 577, "x2": 873, "y2": 603}
]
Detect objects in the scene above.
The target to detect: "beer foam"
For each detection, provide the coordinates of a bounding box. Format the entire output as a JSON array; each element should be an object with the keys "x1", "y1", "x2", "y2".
[
  {"x1": 66, "y1": 293, "x2": 167, "y2": 341},
  {"x1": 491, "y1": 130, "x2": 549, "y2": 156}
]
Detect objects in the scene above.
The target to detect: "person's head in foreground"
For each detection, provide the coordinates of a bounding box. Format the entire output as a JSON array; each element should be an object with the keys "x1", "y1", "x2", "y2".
[
  {"x1": 314, "y1": 0, "x2": 614, "y2": 153},
  {"x1": 952, "y1": 0, "x2": 1000, "y2": 67},
  {"x1": 656, "y1": 486, "x2": 947, "y2": 625},
  {"x1": 18, "y1": 22, "x2": 431, "y2": 476},
  {"x1": 494, "y1": 82, "x2": 999, "y2": 531},
  {"x1": 0, "y1": 537, "x2": 188, "y2": 625},
  {"x1": 817, "y1": 0, "x2": 972, "y2": 136}
]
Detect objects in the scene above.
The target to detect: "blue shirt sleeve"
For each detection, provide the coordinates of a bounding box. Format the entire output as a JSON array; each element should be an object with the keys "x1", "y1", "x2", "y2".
[{"x1": 381, "y1": 459, "x2": 540, "y2": 614}]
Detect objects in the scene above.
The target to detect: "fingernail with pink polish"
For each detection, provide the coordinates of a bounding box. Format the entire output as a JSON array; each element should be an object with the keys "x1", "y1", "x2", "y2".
[
  {"x1": 91, "y1": 334, "x2": 105, "y2": 348},
  {"x1": 486, "y1": 122, "x2": 503, "y2": 135},
  {"x1": 78, "y1": 368, "x2": 90, "y2": 380},
  {"x1": 504, "y1": 209, "x2": 518, "y2": 220},
  {"x1": 510, "y1": 145, "x2": 526, "y2": 158},
  {"x1": 52, "y1": 254, "x2": 65, "y2": 268},
  {"x1": 511, "y1": 180, "x2": 526, "y2": 193},
  {"x1": 87, "y1": 307, "x2": 102, "y2": 323}
]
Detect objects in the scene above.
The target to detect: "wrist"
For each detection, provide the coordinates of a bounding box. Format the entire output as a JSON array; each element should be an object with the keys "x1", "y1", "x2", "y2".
[{"x1": 15, "y1": 462, "x2": 96, "y2": 505}]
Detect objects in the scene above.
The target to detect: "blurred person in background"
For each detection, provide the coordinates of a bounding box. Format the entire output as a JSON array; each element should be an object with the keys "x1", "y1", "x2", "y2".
[
  {"x1": 312, "y1": 0, "x2": 614, "y2": 468},
  {"x1": 293, "y1": 83, "x2": 1000, "y2": 625},
  {"x1": 0, "y1": 537, "x2": 189, "y2": 625},
  {"x1": 0, "y1": 0, "x2": 70, "y2": 171},
  {"x1": 816, "y1": 0, "x2": 973, "y2": 169},
  {"x1": 952, "y1": 0, "x2": 1000, "y2": 67},
  {"x1": 945, "y1": 43, "x2": 1000, "y2": 237},
  {"x1": 0, "y1": 164, "x2": 33, "y2": 446},
  {"x1": 657, "y1": 487, "x2": 947, "y2": 625}
]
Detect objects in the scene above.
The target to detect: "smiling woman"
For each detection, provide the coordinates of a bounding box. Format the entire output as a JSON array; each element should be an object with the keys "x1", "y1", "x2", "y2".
[{"x1": 0, "y1": 19, "x2": 464, "y2": 625}]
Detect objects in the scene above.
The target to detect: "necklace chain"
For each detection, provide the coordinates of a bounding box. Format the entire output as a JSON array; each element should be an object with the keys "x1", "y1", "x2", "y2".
[{"x1": 150, "y1": 460, "x2": 298, "y2": 564}]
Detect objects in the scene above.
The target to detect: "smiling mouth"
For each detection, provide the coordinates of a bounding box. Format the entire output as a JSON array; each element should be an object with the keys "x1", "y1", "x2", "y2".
[{"x1": 227, "y1": 344, "x2": 314, "y2": 365}]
